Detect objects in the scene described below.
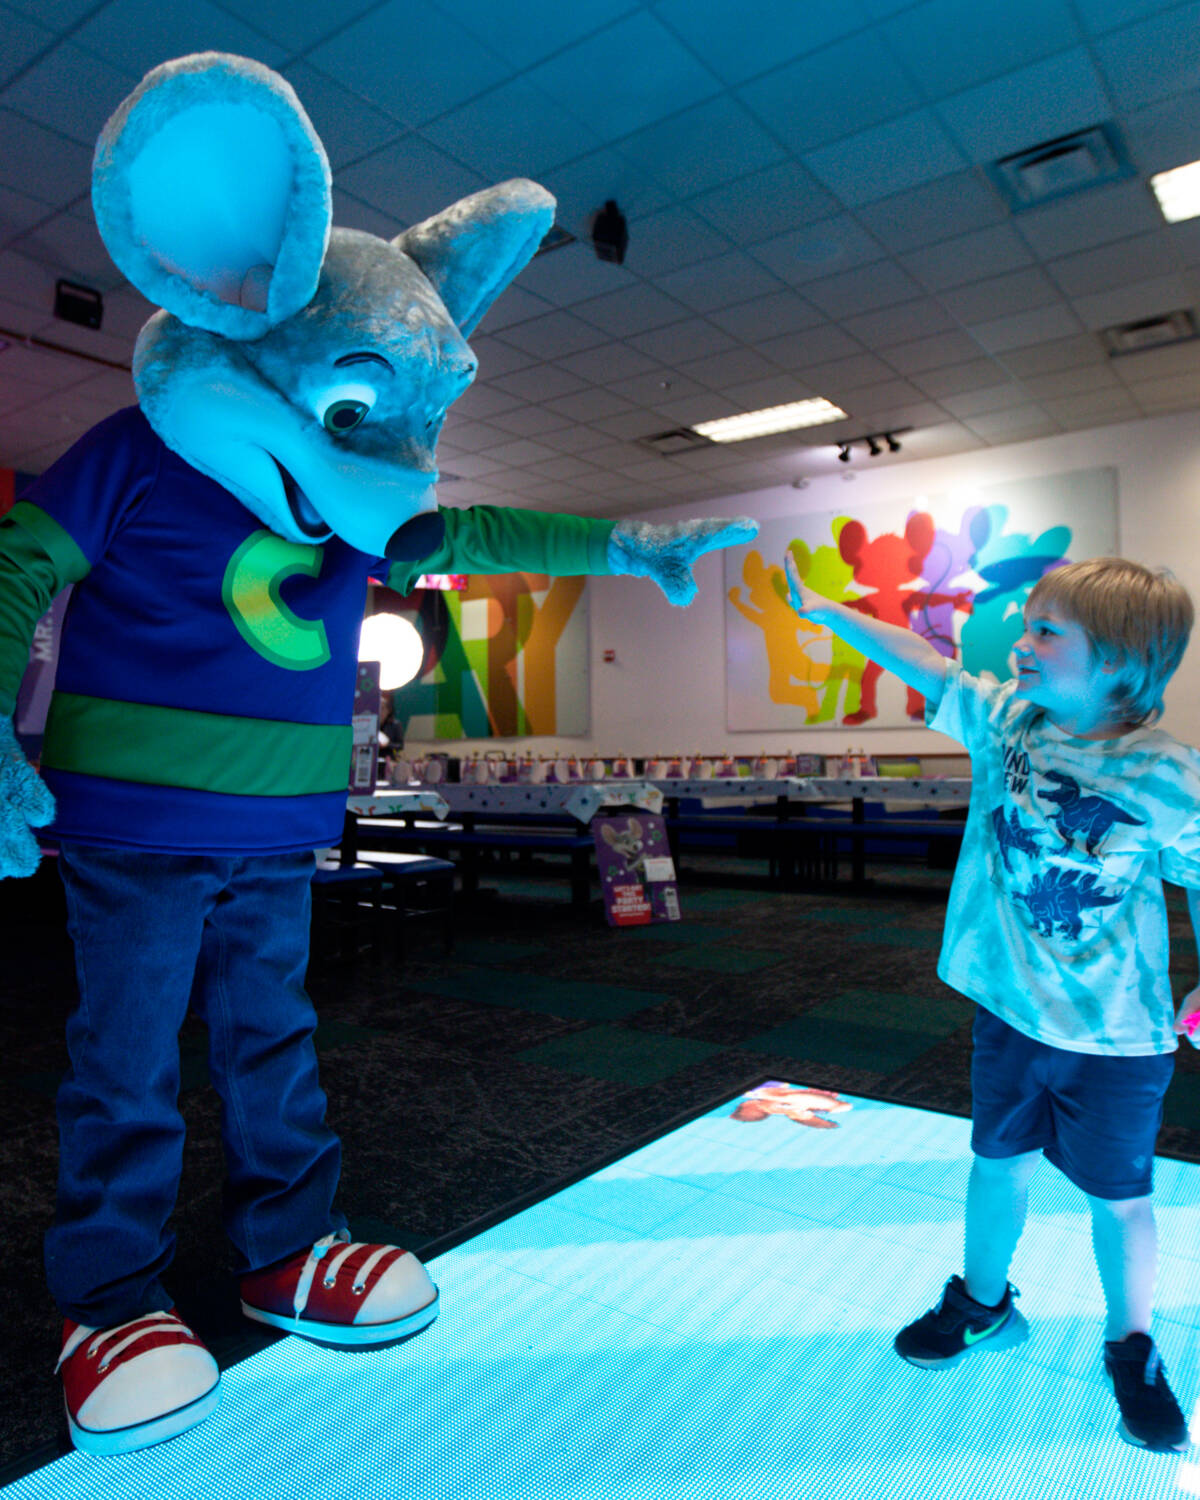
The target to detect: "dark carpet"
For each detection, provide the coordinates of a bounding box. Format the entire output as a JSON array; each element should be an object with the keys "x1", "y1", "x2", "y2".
[{"x1": 2, "y1": 853, "x2": 1199, "y2": 1481}]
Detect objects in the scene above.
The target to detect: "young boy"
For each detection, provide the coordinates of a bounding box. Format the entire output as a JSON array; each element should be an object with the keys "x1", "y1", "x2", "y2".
[{"x1": 785, "y1": 550, "x2": 1200, "y2": 1454}]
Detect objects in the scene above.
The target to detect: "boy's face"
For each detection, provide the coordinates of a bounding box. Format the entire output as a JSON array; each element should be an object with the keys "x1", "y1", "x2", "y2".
[{"x1": 1012, "y1": 604, "x2": 1125, "y2": 737}]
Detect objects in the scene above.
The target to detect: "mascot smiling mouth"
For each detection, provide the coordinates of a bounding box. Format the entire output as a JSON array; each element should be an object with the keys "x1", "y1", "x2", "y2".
[
  {"x1": 268, "y1": 452, "x2": 447, "y2": 559},
  {"x1": 270, "y1": 454, "x2": 330, "y2": 539}
]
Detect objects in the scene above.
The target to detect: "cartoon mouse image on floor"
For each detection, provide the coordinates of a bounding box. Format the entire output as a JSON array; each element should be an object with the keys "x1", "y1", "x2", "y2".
[
  {"x1": 600, "y1": 816, "x2": 649, "y2": 883},
  {"x1": 0, "y1": 52, "x2": 757, "y2": 1456}
]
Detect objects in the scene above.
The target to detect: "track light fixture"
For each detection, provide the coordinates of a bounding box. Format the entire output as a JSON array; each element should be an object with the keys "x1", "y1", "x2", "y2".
[{"x1": 833, "y1": 427, "x2": 911, "y2": 463}]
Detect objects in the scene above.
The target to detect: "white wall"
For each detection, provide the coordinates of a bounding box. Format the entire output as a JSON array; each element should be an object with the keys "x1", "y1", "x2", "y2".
[{"x1": 408, "y1": 409, "x2": 1200, "y2": 761}]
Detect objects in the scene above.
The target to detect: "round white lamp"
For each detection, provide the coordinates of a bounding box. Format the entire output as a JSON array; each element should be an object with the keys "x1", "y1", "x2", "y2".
[{"x1": 357, "y1": 612, "x2": 424, "y2": 689}]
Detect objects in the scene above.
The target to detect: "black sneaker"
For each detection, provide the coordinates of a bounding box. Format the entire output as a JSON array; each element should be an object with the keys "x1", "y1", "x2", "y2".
[
  {"x1": 1104, "y1": 1333, "x2": 1190, "y2": 1453},
  {"x1": 895, "y1": 1275, "x2": 1027, "y2": 1369}
]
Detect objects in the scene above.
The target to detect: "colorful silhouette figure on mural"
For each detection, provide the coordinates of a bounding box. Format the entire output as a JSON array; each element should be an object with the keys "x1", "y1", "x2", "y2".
[
  {"x1": 797, "y1": 525, "x2": 869, "y2": 723},
  {"x1": 838, "y1": 513, "x2": 937, "y2": 724},
  {"x1": 728, "y1": 550, "x2": 829, "y2": 716},
  {"x1": 958, "y1": 507, "x2": 1072, "y2": 680},
  {"x1": 902, "y1": 506, "x2": 984, "y2": 661}
]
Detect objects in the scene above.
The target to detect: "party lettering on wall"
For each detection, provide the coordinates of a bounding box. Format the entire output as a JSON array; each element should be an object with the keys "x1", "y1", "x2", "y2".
[
  {"x1": 394, "y1": 570, "x2": 589, "y2": 739},
  {"x1": 725, "y1": 467, "x2": 1119, "y2": 733}
]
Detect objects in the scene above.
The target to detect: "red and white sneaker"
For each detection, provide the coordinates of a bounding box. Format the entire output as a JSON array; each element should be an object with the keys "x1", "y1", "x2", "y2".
[
  {"x1": 56, "y1": 1308, "x2": 220, "y2": 1456},
  {"x1": 240, "y1": 1230, "x2": 439, "y2": 1346}
]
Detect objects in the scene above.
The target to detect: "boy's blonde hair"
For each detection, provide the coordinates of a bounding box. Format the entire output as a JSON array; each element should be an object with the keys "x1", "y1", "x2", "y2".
[{"x1": 1026, "y1": 557, "x2": 1194, "y2": 727}]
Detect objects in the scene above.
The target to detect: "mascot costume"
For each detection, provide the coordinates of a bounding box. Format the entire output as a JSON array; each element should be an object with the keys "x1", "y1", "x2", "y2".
[{"x1": 0, "y1": 54, "x2": 756, "y2": 1456}]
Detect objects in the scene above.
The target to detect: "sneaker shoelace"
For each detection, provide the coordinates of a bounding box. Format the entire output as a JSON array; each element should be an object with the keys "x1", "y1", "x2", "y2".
[
  {"x1": 290, "y1": 1232, "x2": 393, "y2": 1319},
  {"x1": 55, "y1": 1310, "x2": 192, "y2": 1375}
]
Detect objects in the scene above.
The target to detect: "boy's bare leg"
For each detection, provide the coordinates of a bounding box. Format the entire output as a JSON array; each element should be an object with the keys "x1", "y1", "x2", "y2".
[
  {"x1": 964, "y1": 1150, "x2": 1042, "y2": 1306},
  {"x1": 1087, "y1": 1193, "x2": 1156, "y2": 1340}
]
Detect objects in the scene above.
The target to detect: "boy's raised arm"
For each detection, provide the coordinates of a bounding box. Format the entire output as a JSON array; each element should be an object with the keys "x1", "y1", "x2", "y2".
[{"x1": 784, "y1": 550, "x2": 950, "y2": 709}]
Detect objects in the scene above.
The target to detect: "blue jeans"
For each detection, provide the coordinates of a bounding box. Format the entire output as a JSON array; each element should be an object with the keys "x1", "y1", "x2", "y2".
[{"x1": 47, "y1": 845, "x2": 346, "y2": 1327}]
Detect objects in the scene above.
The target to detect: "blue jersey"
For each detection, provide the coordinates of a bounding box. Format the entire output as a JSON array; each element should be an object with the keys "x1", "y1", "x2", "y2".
[{"x1": 1, "y1": 407, "x2": 613, "y2": 854}]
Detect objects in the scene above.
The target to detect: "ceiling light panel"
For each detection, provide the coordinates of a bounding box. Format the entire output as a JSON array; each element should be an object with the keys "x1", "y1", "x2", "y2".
[
  {"x1": 693, "y1": 398, "x2": 848, "y2": 442},
  {"x1": 1150, "y1": 160, "x2": 1200, "y2": 222}
]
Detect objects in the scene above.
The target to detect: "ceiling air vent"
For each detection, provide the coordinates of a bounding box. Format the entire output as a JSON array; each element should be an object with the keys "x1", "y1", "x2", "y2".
[
  {"x1": 1101, "y1": 309, "x2": 1197, "y2": 357},
  {"x1": 990, "y1": 124, "x2": 1130, "y2": 211},
  {"x1": 638, "y1": 427, "x2": 714, "y2": 455}
]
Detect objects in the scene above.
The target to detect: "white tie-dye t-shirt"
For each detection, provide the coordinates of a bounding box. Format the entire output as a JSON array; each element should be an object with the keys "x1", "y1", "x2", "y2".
[{"x1": 930, "y1": 666, "x2": 1200, "y2": 1056}]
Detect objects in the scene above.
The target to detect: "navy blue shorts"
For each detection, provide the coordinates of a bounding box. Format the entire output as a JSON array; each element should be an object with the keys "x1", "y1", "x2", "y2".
[{"x1": 970, "y1": 1006, "x2": 1175, "y2": 1201}]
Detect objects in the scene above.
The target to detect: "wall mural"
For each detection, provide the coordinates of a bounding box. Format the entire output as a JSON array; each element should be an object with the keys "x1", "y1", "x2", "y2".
[
  {"x1": 391, "y1": 571, "x2": 589, "y2": 739},
  {"x1": 725, "y1": 467, "x2": 1119, "y2": 732}
]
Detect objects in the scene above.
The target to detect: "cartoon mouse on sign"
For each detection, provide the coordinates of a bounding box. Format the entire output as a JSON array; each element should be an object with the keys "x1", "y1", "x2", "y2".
[
  {"x1": 0, "y1": 53, "x2": 757, "y2": 1456},
  {"x1": 601, "y1": 816, "x2": 649, "y2": 882}
]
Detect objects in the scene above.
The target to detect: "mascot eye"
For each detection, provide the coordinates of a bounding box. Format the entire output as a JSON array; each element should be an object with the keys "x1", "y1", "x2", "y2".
[{"x1": 322, "y1": 398, "x2": 371, "y2": 435}]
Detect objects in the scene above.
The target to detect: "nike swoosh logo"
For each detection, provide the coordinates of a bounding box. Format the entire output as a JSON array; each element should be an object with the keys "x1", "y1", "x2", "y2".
[{"x1": 963, "y1": 1315, "x2": 1008, "y2": 1345}]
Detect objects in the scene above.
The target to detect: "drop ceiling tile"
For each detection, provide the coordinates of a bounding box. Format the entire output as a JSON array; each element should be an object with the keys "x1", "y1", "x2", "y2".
[
  {"x1": 1108, "y1": 339, "x2": 1200, "y2": 383},
  {"x1": 627, "y1": 318, "x2": 737, "y2": 364},
  {"x1": 483, "y1": 436, "x2": 563, "y2": 468},
  {"x1": 940, "y1": 268, "x2": 1062, "y2": 324},
  {"x1": 687, "y1": 161, "x2": 841, "y2": 247},
  {"x1": 423, "y1": 78, "x2": 604, "y2": 181},
  {"x1": 485, "y1": 311, "x2": 608, "y2": 362},
  {"x1": 308, "y1": 2, "x2": 509, "y2": 127},
  {"x1": 447, "y1": 382, "x2": 526, "y2": 419},
  {"x1": 748, "y1": 214, "x2": 886, "y2": 286},
  {"x1": 656, "y1": 252, "x2": 783, "y2": 313},
  {"x1": 485, "y1": 405, "x2": 577, "y2": 439},
  {"x1": 540, "y1": 148, "x2": 674, "y2": 240},
  {"x1": 605, "y1": 368, "x2": 707, "y2": 405},
  {"x1": 1048, "y1": 231, "x2": 1178, "y2": 300},
  {"x1": 707, "y1": 289, "x2": 825, "y2": 342},
  {"x1": 1072, "y1": 0, "x2": 1183, "y2": 34},
  {"x1": 488, "y1": 364, "x2": 590, "y2": 403},
  {"x1": 573, "y1": 284, "x2": 693, "y2": 337},
  {"x1": 795, "y1": 351, "x2": 897, "y2": 397},
  {"x1": 720, "y1": 373, "x2": 819, "y2": 411},
  {"x1": 901, "y1": 225, "x2": 1034, "y2": 294},
  {"x1": 914, "y1": 358, "x2": 1013, "y2": 398},
  {"x1": 940, "y1": 382, "x2": 1032, "y2": 419},
  {"x1": 650, "y1": 391, "x2": 740, "y2": 427},
  {"x1": 757, "y1": 323, "x2": 863, "y2": 370},
  {"x1": 1043, "y1": 389, "x2": 1142, "y2": 424},
  {"x1": 618, "y1": 96, "x2": 786, "y2": 199},
  {"x1": 652, "y1": 0, "x2": 871, "y2": 86},
  {"x1": 883, "y1": 329, "x2": 988, "y2": 374},
  {"x1": 802, "y1": 260, "x2": 924, "y2": 319},
  {"x1": 1122, "y1": 94, "x2": 1200, "y2": 177},
  {"x1": 474, "y1": 286, "x2": 555, "y2": 335},
  {"x1": 998, "y1": 333, "x2": 1107, "y2": 377},
  {"x1": 1093, "y1": 1, "x2": 1200, "y2": 112},
  {"x1": 214, "y1": 0, "x2": 379, "y2": 51},
  {"x1": 556, "y1": 342, "x2": 665, "y2": 385},
  {"x1": 855, "y1": 169, "x2": 1007, "y2": 252},
  {"x1": 12, "y1": 210, "x2": 121, "y2": 287},
  {"x1": 1013, "y1": 179, "x2": 1164, "y2": 261},
  {"x1": 5, "y1": 0, "x2": 94, "y2": 28},
  {"x1": 466, "y1": 336, "x2": 539, "y2": 381},
  {"x1": 963, "y1": 408, "x2": 1059, "y2": 442},
  {"x1": 618, "y1": 206, "x2": 732, "y2": 277},
  {"x1": 879, "y1": 0, "x2": 1081, "y2": 98},
  {"x1": 517, "y1": 248, "x2": 637, "y2": 309},
  {"x1": 437, "y1": 0, "x2": 637, "y2": 70},
  {"x1": 330, "y1": 189, "x2": 403, "y2": 239},
  {"x1": 526, "y1": 453, "x2": 605, "y2": 482},
  {"x1": 1, "y1": 42, "x2": 135, "y2": 146},
  {"x1": 675, "y1": 346, "x2": 782, "y2": 390},
  {"x1": 544, "y1": 388, "x2": 637, "y2": 423},
  {"x1": 968, "y1": 301, "x2": 1083, "y2": 354},
  {"x1": 1021, "y1": 363, "x2": 1121, "y2": 399},
  {"x1": 934, "y1": 48, "x2": 1110, "y2": 165},
  {"x1": 337, "y1": 136, "x2": 489, "y2": 227},
  {"x1": 1071, "y1": 272, "x2": 1196, "y2": 330},
  {"x1": 527, "y1": 11, "x2": 721, "y2": 143},
  {"x1": 1168, "y1": 219, "x2": 1200, "y2": 268},
  {"x1": 0, "y1": 184, "x2": 54, "y2": 246},
  {"x1": 843, "y1": 298, "x2": 957, "y2": 348},
  {"x1": 0, "y1": 109, "x2": 92, "y2": 205},
  {"x1": 536, "y1": 424, "x2": 617, "y2": 455},
  {"x1": 72, "y1": 0, "x2": 287, "y2": 77},
  {"x1": 1127, "y1": 371, "x2": 1200, "y2": 409},
  {"x1": 836, "y1": 377, "x2": 925, "y2": 415},
  {"x1": 280, "y1": 63, "x2": 413, "y2": 171},
  {"x1": 804, "y1": 109, "x2": 968, "y2": 209},
  {"x1": 737, "y1": 30, "x2": 922, "y2": 156},
  {"x1": 438, "y1": 451, "x2": 509, "y2": 480}
]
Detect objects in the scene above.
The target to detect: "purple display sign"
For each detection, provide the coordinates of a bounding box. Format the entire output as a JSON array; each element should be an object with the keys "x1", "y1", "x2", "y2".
[
  {"x1": 592, "y1": 812, "x2": 680, "y2": 928},
  {"x1": 350, "y1": 660, "x2": 381, "y2": 792}
]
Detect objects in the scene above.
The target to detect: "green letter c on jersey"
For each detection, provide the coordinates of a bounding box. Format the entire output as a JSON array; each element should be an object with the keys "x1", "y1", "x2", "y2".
[{"x1": 222, "y1": 531, "x2": 332, "y2": 672}]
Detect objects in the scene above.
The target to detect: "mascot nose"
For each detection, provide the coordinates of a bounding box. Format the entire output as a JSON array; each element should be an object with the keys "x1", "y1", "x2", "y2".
[{"x1": 385, "y1": 511, "x2": 446, "y2": 561}]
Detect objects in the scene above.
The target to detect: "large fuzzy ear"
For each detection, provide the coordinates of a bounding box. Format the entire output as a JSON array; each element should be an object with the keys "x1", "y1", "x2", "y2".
[
  {"x1": 93, "y1": 53, "x2": 331, "y2": 340},
  {"x1": 396, "y1": 179, "x2": 555, "y2": 336}
]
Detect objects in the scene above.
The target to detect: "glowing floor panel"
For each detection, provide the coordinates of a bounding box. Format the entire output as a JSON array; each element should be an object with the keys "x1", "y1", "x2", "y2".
[{"x1": 7, "y1": 1084, "x2": 1200, "y2": 1500}]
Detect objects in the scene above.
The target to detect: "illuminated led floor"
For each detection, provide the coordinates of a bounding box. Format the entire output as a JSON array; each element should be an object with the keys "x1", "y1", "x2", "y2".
[{"x1": 7, "y1": 1084, "x2": 1200, "y2": 1500}]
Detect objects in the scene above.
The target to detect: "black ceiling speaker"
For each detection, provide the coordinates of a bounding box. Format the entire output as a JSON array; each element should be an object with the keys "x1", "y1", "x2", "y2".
[
  {"x1": 591, "y1": 200, "x2": 628, "y2": 265},
  {"x1": 54, "y1": 279, "x2": 103, "y2": 329}
]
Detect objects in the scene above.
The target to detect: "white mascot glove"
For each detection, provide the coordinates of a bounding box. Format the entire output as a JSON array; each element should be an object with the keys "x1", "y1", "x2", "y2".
[
  {"x1": 0, "y1": 717, "x2": 55, "y2": 879},
  {"x1": 606, "y1": 517, "x2": 759, "y2": 606}
]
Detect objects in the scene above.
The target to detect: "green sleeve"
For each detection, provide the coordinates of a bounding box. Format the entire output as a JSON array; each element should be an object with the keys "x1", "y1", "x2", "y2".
[
  {"x1": 384, "y1": 505, "x2": 616, "y2": 595},
  {"x1": 0, "y1": 502, "x2": 91, "y2": 716}
]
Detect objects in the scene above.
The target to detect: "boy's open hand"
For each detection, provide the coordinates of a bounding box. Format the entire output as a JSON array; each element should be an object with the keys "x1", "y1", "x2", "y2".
[{"x1": 1174, "y1": 987, "x2": 1200, "y2": 1046}]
